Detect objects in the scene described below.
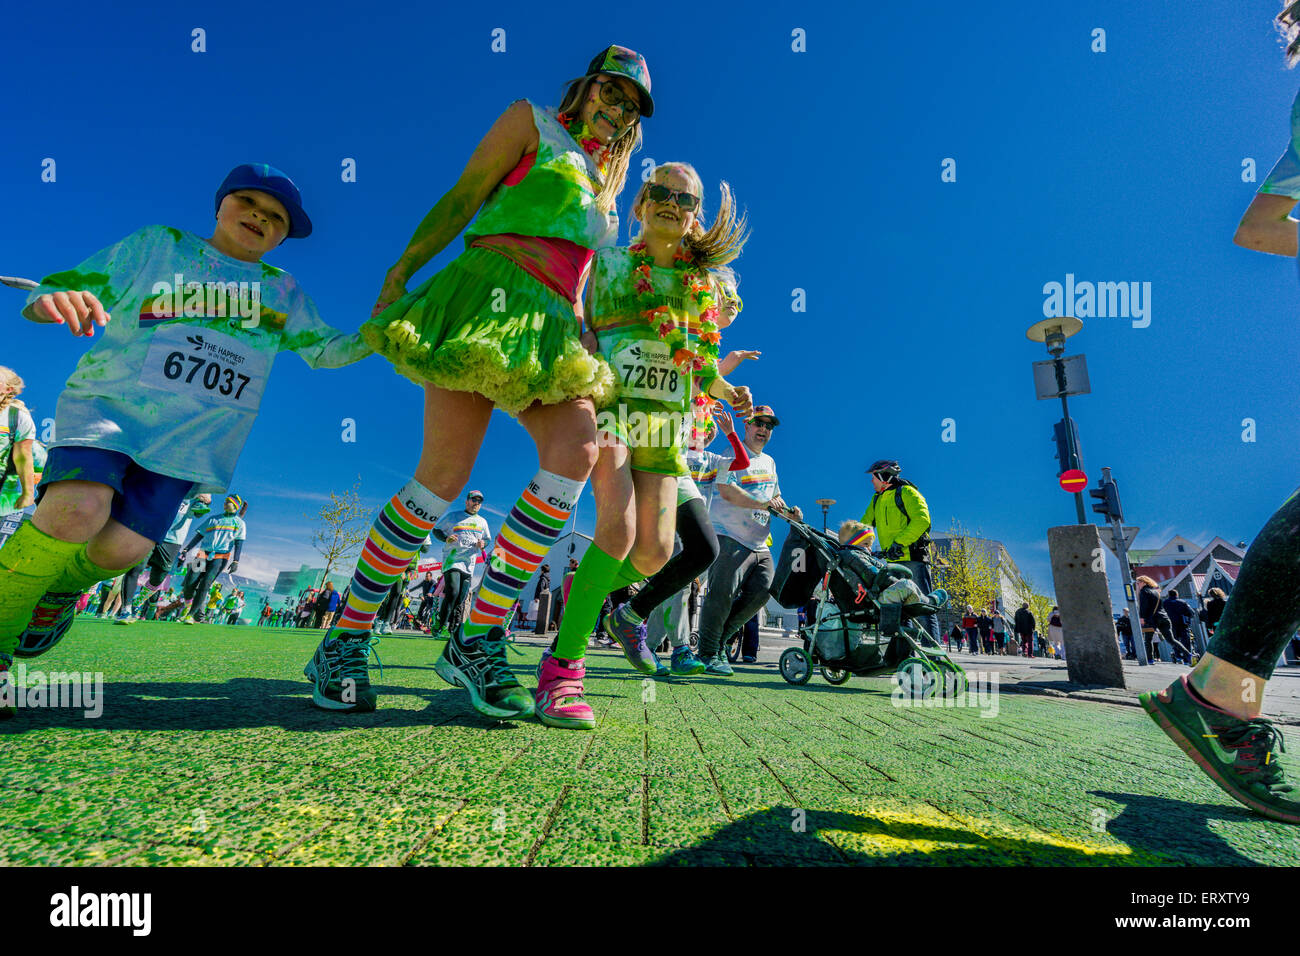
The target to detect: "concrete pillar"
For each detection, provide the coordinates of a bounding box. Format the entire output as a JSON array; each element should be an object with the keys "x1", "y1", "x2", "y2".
[{"x1": 1047, "y1": 525, "x2": 1127, "y2": 688}]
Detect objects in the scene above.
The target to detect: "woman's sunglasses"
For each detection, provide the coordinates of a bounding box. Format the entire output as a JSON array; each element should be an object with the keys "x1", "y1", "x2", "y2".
[
  {"x1": 595, "y1": 78, "x2": 640, "y2": 117},
  {"x1": 646, "y1": 183, "x2": 700, "y2": 212}
]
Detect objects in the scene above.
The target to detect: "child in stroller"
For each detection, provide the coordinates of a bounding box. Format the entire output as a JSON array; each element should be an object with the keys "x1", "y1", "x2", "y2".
[{"x1": 769, "y1": 511, "x2": 965, "y2": 693}]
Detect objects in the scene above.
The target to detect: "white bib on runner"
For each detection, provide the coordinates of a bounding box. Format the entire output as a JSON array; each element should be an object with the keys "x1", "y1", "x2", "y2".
[
  {"x1": 139, "y1": 324, "x2": 269, "y2": 410},
  {"x1": 609, "y1": 339, "x2": 686, "y2": 403}
]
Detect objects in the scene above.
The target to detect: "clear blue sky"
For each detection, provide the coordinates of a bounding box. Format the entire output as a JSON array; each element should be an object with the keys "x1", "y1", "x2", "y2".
[{"x1": 3, "y1": 0, "x2": 1298, "y2": 599}]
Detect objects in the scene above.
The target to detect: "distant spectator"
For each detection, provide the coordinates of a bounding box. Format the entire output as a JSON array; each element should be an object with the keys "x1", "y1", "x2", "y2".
[
  {"x1": 1014, "y1": 602, "x2": 1035, "y2": 657},
  {"x1": 962, "y1": 605, "x2": 979, "y2": 655},
  {"x1": 1048, "y1": 607, "x2": 1064, "y2": 659},
  {"x1": 1135, "y1": 575, "x2": 1174, "y2": 662},
  {"x1": 1115, "y1": 608, "x2": 1135, "y2": 660},
  {"x1": 977, "y1": 611, "x2": 994, "y2": 654},
  {"x1": 947, "y1": 623, "x2": 963, "y2": 652},
  {"x1": 312, "y1": 582, "x2": 335, "y2": 629},
  {"x1": 1162, "y1": 587, "x2": 1195, "y2": 664},
  {"x1": 991, "y1": 608, "x2": 1008, "y2": 655},
  {"x1": 1199, "y1": 587, "x2": 1228, "y2": 637}
]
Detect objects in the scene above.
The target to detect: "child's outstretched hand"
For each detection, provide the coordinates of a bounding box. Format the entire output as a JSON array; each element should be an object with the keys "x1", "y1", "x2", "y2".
[
  {"x1": 713, "y1": 405, "x2": 735, "y2": 436},
  {"x1": 35, "y1": 290, "x2": 110, "y2": 337},
  {"x1": 724, "y1": 349, "x2": 761, "y2": 366}
]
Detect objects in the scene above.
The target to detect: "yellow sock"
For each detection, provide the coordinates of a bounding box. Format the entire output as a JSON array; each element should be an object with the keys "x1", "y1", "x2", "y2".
[{"x1": 52, "y1": 546, "x2": 132, "y2": 595}]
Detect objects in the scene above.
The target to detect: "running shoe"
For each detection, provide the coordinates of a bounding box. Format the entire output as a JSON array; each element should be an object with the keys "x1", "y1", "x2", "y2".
[
  {"x1": 1140, "y1": 675, "x2": 1300, "y2": 824},
  {"x1": 13, "y1": 591, "x2": 81, "y2": 659},
  {"x1": 434, "y1": 626, "x2": 534, "y2": 720},
  {"x1": 534, "y1": 654, "x2": 596, "y2": 730},
  {"x1": 704, "y1": 653, "x2": 734, "y2": 677},
  {"x1": 670, "y1": 646, "x2": 706, "y2": 676},
  {"x1": 741, "y1": 656, "x2": 758, "y2": 664},
  {"x1": 303, "y1": 631, "x2": 381, "y2": 712},
  {"x1": 602, "y1": 603, "x2": 659, "y2": 675},
  {"x1": 113, "y1": 610, "x2": 136, "y2": 626},
  {"x1": 181, "y1": 613, "x2": 197, "y2": 626}
]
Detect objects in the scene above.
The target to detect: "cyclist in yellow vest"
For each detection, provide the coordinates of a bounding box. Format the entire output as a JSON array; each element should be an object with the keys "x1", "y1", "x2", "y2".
[{"x1": 860, "y1": 459, "x2": 938, "y2": 641}]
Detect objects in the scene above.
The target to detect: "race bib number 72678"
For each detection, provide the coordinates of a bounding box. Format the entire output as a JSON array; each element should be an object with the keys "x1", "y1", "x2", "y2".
[
  {"x1": 610, "y1": 339, "x2": 685, "y2": 404},
  {"x1": 139, "y1": 325, "x2": 270, "y2": 409}
]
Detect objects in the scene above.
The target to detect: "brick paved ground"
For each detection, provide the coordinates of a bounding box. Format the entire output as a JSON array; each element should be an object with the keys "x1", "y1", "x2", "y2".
[{"x1": 3, "y1": 621, "x2": 1298, "y2": 865}]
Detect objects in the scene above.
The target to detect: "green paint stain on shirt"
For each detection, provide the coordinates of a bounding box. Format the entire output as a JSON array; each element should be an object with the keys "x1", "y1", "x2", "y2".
[{"x1": 163, "y1": 227, "x2": 184, "y2": 243}]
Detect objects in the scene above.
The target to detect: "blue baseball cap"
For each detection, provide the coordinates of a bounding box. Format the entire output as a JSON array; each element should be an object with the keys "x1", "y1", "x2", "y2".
[{"x1": 214, "y1": 163, "x2": 313, "y2": 239}]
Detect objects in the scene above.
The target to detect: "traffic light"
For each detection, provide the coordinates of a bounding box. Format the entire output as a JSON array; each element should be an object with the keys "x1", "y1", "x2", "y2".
[
  {"x1": 1090, "y1": 477, "x2": 1123, "y2": 522},
  {"x1": 1052, "y1": 418, "x2": 1081, "y2": 476}
]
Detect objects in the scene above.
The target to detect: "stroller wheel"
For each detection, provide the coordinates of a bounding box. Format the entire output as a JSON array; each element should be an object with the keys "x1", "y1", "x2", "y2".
[
  {"x1": 895, "y1": 657, "x2": 938, "y2": 700},
  {"x1": 725, "y1": 633, "x2": 742, "y2": 663},
  {"x1": 820, "y1": 666, "x2": 851, "y2": 686},
  {"x1": 779, "y1": 647, "x2": 812, "y2": 685},
  {"x1": 934, "y1": 657, "x2": 967, "y2": 697},
  {"x1": 689, "y1": 631, "x2": 700, "y2": 654}
]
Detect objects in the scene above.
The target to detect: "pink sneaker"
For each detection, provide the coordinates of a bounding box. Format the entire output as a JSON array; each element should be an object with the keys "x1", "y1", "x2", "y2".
[{"x1": 535, "y1": 655, "x2": 595, "y2": 730}]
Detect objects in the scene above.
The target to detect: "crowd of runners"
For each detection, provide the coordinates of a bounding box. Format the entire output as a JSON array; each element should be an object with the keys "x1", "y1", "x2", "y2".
[{"x1": 2, "y1": 36, "x2": 1300, "y2": 825}]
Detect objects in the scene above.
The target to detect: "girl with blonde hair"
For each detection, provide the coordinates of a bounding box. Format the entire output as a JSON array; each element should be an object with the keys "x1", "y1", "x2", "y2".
[
  {"x1": 532, "y1": 162, "x2": 753, "y2": 728},
  {"x1": 0, "y1": 366, "x2": 38, "y2": 513}
]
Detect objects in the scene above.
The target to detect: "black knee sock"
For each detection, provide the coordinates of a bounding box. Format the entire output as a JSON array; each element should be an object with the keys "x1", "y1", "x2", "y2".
[
  {"x1": 1206, "y1": 488, "x2": 1300, "y2": 681},
  {"x1": 629, "y1": 499, "x2": 719, "y2": 620}
]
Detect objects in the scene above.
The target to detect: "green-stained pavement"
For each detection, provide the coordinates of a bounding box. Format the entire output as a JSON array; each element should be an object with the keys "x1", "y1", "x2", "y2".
[{"x1": 2, "y1": 620, "x2": 1298, "y2": 866}]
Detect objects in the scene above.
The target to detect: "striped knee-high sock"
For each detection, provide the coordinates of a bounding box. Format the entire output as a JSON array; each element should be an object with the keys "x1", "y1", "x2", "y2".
[
  {"x1": 462, "y1": 470, "x2": 584, "y2": 643},
  {"x1": 334, "y1": 479, "x2": 446, "y2": 634}
]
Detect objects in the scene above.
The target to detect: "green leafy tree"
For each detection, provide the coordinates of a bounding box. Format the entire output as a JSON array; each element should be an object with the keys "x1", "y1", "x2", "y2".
[{"x1": 934, "y1": 519, "x2": 1000, "y2": 618}]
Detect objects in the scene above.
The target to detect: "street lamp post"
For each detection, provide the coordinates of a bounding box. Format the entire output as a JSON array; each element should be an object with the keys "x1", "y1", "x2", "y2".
[
  {"x1": 815, "y1": 498, "x2": 836, "y2": 534},
  {"x1": 1027, "y1": 316, "x2": 1088, "y2": 524}
]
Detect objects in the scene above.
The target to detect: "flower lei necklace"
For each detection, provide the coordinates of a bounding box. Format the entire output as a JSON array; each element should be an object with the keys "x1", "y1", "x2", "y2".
[
  {"x1": 627, "y1": 242, "x2": 723, "y2": 440},
  {"x1": 556, "y1": 111, "x2": 610, "y2": 176}
]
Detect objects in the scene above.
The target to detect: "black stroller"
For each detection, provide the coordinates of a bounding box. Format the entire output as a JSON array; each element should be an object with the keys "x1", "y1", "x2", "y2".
[{"x1": 769, "y1": 514, "x2": 967, "y2": 698}]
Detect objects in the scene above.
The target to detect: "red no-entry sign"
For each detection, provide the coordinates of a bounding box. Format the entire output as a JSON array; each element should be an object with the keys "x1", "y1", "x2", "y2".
[{"x1": 1059, "y1": 469, "x2": 1088, "y2": 492}]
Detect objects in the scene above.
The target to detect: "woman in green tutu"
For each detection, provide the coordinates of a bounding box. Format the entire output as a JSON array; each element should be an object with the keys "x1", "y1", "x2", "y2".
[{"x1": 305, "y1": 46, "x2": 655, "y2": 718}]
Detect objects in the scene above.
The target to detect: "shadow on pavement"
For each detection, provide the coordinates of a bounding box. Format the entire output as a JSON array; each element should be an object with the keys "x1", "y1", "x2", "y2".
[
  {"x1": 0, "y1": 678, "x2": 534, "y2": 733},
  {"x1": 651, "y1": 798, "x2": 1267, "y2": 866}
]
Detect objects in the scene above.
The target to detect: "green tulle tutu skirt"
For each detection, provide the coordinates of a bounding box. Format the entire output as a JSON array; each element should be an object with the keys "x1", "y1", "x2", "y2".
[{"x1": 361, "y1": 246, "x2": 614, "y2": 414}]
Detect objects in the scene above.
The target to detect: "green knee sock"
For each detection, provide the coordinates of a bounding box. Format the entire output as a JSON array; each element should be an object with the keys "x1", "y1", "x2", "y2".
[
  {"x1": 53, "y1": 546, "x2": 133, "y2": 595},
  {"x1": 610, "y1": 557, "x2": 649, "y2": 594},
  {"x1": 554, "y1": 545, "x2": 624, "y2": 661},
  {"x1": 0, "y1": 523, "x2": 84, "y2": 648}
]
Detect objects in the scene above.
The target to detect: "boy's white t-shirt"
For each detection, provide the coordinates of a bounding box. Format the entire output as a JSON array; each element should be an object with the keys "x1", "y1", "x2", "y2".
[{"x1": 23, "y1": 225, "x2": 371, "y2": 492}]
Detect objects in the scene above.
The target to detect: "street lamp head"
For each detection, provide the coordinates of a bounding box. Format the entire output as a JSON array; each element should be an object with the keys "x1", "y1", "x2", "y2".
[
  {"x1": 1026, "y1": 316, "x2": 1083, "y2": 357},
  {"x1": 815, "y1": 498, "x2": 836, "y2": 508}
]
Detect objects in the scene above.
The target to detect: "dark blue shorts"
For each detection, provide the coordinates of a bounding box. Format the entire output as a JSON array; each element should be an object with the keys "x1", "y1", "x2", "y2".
[{"x1": 37, "y1": 446, "x2": 196, "y2": 543}]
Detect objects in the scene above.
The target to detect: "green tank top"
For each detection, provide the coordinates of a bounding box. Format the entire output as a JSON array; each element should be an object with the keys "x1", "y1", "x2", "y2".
[
  {"x1": 466, "y1": 101, "x2": 619, "y2": 250},
  {"x1": 588, "y1": 248, "x2": 718, "y2": 414}
]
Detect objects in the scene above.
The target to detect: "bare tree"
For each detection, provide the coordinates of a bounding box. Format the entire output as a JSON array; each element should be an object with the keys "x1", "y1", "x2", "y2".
[{"x1": 306, "y1": 476, "x2": 369, "y2": 588}]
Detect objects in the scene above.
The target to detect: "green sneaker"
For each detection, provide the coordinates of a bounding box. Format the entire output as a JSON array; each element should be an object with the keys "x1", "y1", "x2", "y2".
[
  {"x1": 434, "y1": 626, "x2": 534, "y2": 720},
  {"x1": 704, "y1": 653, "x2": 734, "y2": 677},
  {"x1": 303, "y1": 632, "x2": 381, "y2": 712},
  {"x1": 1140, "y1": 675, "x2": 1300, "y2": 824}
]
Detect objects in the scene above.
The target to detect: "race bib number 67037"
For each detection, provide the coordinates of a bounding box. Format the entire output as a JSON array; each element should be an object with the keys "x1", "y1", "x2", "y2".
[{"x1": 139, "y1": 325, "x2": 270, "y2": 409}]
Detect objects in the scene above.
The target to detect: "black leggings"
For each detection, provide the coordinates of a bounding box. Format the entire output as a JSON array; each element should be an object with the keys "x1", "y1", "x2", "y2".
[
  {"x1": 1206, "y1": 488, "x2": 1300, "y2": 680},
  {"x1": 628, "y1": 497, "x2": 720, "y2": 620},
  {"x1": 437, "y1": 569, "x2": 470, "y2": 631}
]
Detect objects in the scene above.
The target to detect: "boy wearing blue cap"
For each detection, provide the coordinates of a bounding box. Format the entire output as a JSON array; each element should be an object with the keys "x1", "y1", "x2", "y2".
[{"x1": 0, "y1": 164, "x2": 371, "y2": 678}]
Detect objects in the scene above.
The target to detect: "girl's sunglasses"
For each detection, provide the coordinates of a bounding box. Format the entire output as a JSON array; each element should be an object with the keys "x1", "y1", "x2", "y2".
[{"x1": 646, "y1": 183, "x2": 700, "y2": 212}]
